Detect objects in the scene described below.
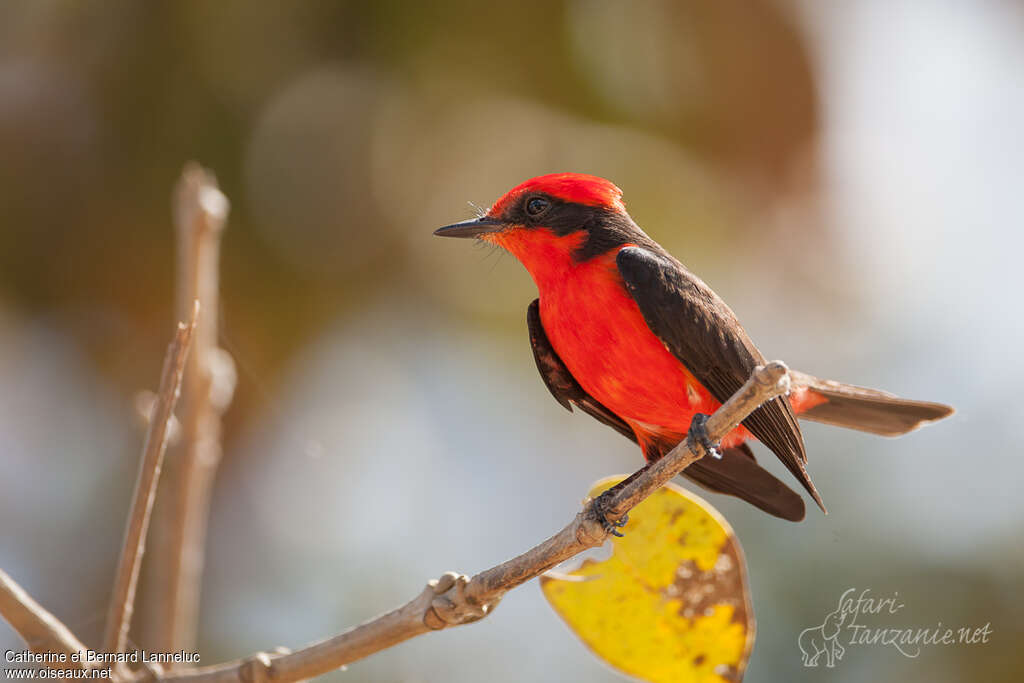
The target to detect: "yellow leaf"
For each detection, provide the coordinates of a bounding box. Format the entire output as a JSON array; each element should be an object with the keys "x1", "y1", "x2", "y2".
[{"x1": 540, "y1": 476, "x2": 754, "y2": 683}]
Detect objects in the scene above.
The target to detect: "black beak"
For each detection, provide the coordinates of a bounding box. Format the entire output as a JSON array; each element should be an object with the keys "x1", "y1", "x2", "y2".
[{"x1": 433, "y1": 216, "x2": 504, "y2": 239}]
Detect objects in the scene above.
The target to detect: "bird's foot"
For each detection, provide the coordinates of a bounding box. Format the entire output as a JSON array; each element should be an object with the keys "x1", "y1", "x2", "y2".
[
  {"x1": 591, "y1": 490, "x2": 628, "y2": 537},
  {"x1": 688, "y1": 413, "x2": 722, "y2": 459}
]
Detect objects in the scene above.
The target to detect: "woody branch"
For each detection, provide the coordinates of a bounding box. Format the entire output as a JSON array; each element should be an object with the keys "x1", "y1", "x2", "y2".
[
  {"x1": 143, "y1": 164, "x2": 236, "y2": 654},
  {"x1": 102, "y1": 306, "x2": 199, "y2": 660},
  {"x1": 0, "y1": 353, "x2": 790, "y2": 682},
  {"x1": 0, "y1": 311, "x2": 197, "y2": 677},
  {"x1": 150, "y1": 362, "x2": 793, "y2": 683}
]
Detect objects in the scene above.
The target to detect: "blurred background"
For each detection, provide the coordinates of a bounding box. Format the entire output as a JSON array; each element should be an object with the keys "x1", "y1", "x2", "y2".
[{"x1": 1, "y1": 1, "x2": 1022, "y2": 681}]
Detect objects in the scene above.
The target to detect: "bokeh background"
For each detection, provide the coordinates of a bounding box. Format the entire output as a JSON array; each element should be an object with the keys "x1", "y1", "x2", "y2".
[{"x1": 2, "y1": 1, "x2": 1022, "y2": 681}]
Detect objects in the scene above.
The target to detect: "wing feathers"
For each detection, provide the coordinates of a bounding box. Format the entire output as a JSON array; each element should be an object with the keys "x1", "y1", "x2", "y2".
[
  {"x1": 527, "y1": 298, "x2": 809, "y2": 522},
  {"x1": 616, "y1": 246, "x2": 825, "y2": 512}
]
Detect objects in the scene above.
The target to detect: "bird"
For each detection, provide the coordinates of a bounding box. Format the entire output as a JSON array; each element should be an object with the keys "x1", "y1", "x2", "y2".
[{"x1": 435, "y1": 173, "x2": 953, "y2": 522}]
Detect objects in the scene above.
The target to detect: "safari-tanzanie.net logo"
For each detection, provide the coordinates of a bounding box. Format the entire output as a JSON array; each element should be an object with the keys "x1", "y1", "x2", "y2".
[{"x1": 798, "y1": 588, "x2": 992, "y2": 668}]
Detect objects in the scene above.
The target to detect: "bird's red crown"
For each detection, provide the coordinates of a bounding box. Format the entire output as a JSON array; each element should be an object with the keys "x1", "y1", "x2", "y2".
[{"x1": 488, "y1": 173, "x2": 625, "y2": 217}]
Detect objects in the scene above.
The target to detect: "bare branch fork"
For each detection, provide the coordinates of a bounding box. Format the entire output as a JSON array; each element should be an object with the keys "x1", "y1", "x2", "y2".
[
  {"x1": 2, "y1": 360, "x2": 791, "y2": 681},
  {"x1": 0, "y1": 309, "x2": 198, "y2": 677}
]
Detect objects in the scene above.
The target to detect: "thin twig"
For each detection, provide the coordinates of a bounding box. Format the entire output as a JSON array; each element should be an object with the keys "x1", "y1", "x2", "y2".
[
  {"x1": 152, "y1": 362, "x2": 793, "y2": 683},
  {"x1": 102, "y1": 305, "x2": 199, "y2": 656},
  {"x1": 144, "y1": 163, "x2": 235, "y2": 654},
  {"x1": 0, "y1": 569, "x2": 98, "y2": 673}
]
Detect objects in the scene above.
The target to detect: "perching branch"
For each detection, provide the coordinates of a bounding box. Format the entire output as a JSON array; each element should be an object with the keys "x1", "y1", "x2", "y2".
[
  {"x1": 144, "y1": 164, "x2": 236, "y2": 654},
  {"x1": 149, "y1": 362, "x2": 793, "y2": 683},
  {"x1": 0, "y1": 360, "x2": 791, "y2": 683},
  {"x1": 102, "y1": 305, "x2": 199, "y2": 656}
]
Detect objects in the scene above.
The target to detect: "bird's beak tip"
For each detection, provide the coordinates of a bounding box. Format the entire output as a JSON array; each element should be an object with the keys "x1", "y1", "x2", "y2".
[{"x1": 434, "y1": 217, "x2": 503, "y2": 239}]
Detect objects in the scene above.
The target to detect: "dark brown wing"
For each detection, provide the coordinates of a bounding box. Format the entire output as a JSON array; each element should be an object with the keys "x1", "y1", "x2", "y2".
[
  {"x1": 528, "y1": 298, "x2": 808, "y2": 522},
  {"x1": 616, "y1": 246, "x2": 825, "y2": 512}
]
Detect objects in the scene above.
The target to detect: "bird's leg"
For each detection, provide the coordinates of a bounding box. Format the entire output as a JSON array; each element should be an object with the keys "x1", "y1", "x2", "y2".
[
  {"x1": 688, "y1": 413, "x2": 722, "y2": 459},
  {"x1": 590, "y1": 463, "x2": 651, "y2": 537}
]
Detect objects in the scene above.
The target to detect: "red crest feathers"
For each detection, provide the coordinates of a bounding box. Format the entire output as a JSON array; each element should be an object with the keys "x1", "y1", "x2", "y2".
[{"x1": 488, "y1": 173, "x2": 625, "y2": 216}]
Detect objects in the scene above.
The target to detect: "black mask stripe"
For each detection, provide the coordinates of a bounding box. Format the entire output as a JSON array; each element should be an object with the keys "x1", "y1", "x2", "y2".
[{"x1": 499, "y1": 193, "x2": 661, "y2": 262}]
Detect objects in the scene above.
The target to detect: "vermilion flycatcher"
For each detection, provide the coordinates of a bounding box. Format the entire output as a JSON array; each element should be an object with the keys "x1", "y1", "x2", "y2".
[{"x1": 435, "y1": 173, "x2": 952, "y2": 522}]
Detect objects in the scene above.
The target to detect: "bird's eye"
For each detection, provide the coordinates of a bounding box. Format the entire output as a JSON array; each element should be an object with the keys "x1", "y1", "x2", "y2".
[{"x1": 525, "y1": 196, "x2": 550, "y2": 217}]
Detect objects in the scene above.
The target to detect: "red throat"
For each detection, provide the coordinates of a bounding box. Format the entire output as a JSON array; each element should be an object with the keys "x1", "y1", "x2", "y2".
[{"x1": 485, "y1": 228, "x2": 586, "y2": 289}]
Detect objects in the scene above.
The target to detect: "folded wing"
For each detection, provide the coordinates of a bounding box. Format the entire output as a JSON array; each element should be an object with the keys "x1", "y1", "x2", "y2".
[
  {"x1": 615, "y1": 246, "x2": 825, "y2": 512},
  {"x1": 527, "y1": 298, "x2": 808, "y2": 521}
]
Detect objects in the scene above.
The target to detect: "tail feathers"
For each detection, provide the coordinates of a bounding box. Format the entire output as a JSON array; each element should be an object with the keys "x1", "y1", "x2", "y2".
[
  {"x1": 684, "y1": 444, "x2": 807, "y2": 522},
  {"x1": 792, "y1": 371, "x2": 954, "y2": 437}
]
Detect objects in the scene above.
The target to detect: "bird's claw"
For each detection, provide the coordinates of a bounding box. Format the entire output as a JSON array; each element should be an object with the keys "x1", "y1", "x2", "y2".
[
  {"x1": 592, "y1": 490, "x2": 629, "y2": 537},
  {"x1": 689, "y1": 413, "x2": 722, "y2": 459}
]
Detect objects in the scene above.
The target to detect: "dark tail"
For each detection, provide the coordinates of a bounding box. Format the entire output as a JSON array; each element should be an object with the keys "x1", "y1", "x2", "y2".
[
  {"x1": 792, "y1": 371, "x2": 954, "y2": 436},
  {"x1": 683, "y1": 443, "x2": 807, "y2": 522}
]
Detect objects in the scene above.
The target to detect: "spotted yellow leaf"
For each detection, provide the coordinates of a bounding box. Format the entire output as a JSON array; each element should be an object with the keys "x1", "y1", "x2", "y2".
[{"x1": 540, "y1": 476, "x2": 754, "y2": 683}]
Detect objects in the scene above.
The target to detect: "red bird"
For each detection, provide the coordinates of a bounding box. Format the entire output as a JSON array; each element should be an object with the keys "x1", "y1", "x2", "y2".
[{"x1": 435, "y1": 173, "x2": 952, "y2": 522}]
